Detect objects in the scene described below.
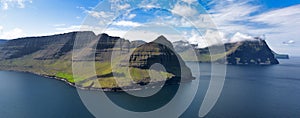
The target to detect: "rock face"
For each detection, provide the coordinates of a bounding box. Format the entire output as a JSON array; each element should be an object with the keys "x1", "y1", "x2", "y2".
[
  {"x1": 129, "y1": 36, "x2": 195, "y2": 81},
  {"x1": 95, "y1": 33, "x2": 130, "y2": 61},
  {"x1": 174, "y1": 38, "x2": 280, "y2": 65},
  {"x1": 0, "y1": 31, "x2": 96, "y2": 60},
  {"x1": 0, "y1": 39, "x2": 7, "y2": 49},
  {"x1": 0, "y1": 31, "x2": 279, "y2": 65},
  {"x1": 0, "y1": 39, "x2": 7, "y2": 44},
  {"x1": 0, "y1": 32, "x2": 196, "y2": 89},
  {"x1": 0, "y1": 32, "x2": 130, "y2": 61},
  {"x1": 226, "y1": 40, "x2": 279, "y2": 65}
]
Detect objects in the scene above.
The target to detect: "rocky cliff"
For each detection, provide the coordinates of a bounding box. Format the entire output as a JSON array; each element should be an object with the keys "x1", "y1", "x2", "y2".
[
  {"x1": 0, "y1": 32, "x2": 195, "y2": 89},
  {"x1": 0, "y1": 39, "x2": 7, "y2": 44},
  {"x1": 226, "y1": 40, "x2": 279, "y2": 65},
  {"x1": 174, "y1": 38, "x2": 279, "y2": 65},
  {"x1": 129, "y1": 36, "x2": 194, "y2": 82},
  {"x1": 0, "y1": 31, "x2": 96, "y2": 60},
  {"x1": 0, "y1": 39, "x2": 7, "y2": 49}
]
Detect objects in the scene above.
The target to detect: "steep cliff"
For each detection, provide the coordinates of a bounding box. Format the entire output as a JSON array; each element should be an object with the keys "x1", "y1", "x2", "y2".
[
  {"x1": 226, "y1": 40, "x2": 279, "y2": 65},
  {"x1": 0, "y1": 31, "x2": 96, "y2": 60},
  {"x1": 0, "y1": 32, "x2": 195, "y2": 89},
  {"x1": 0, "y1": 39, "x2": 7, "y2": 44},
  {"x1": 174, "y1": 39, "x2": 279, "y2": 65},
  {"x1": 0, "y1": 39, "x2": 7, "y2": 49},
  {"x1": 129, "y1": 36, "x2": 194, "y2": 83}
]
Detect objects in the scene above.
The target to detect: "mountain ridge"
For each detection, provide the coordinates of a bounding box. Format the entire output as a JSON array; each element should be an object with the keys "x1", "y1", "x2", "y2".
[
  {"x1": 174, "y1": 38, "x2": 280, "y2": 65},
  {"x1": 0, "y1": 31, "x2": 280, "y2": 90},
  {"x1": 0, "y1": 31, "x2": 194, "y2": 90}
]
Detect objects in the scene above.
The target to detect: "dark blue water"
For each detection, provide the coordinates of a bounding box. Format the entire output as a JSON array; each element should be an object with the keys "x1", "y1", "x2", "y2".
[{"x1": 1, "y1": 57, "x2": 300, "y2": 118}]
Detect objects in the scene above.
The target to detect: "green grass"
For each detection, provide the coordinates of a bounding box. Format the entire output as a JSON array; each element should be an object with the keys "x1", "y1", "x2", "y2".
[
  {"x1": 0, "y1": 49, "x2": 176, "y2": 89},
  {"x1": 55, "y1": 72, "x2": 75, "y2": 83}
]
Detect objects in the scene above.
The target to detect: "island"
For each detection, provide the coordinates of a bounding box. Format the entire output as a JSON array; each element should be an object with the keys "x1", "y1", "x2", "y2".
[
  {"x1": 174, "y1": 37, "x2": 280, "y2": 65},
  {"x1": 0, "y1": 31, "x2": 280, "y2": 90},
  {"x1": 0, "y1": 31, "x2": 194, "y2": 91},
  {"x1": 272, "y1": 51, "x2": 289, "y2": 59}
]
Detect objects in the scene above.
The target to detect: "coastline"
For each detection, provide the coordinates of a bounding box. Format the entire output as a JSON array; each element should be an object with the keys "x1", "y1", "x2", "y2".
[{"x1": 0, "y1": 69, "x2": 189, "y2": 92}]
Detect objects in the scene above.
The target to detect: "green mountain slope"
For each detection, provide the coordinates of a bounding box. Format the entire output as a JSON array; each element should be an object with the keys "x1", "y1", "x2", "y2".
[{"x1": 0, "y1": 32, "x2": 194, "y2": 90}]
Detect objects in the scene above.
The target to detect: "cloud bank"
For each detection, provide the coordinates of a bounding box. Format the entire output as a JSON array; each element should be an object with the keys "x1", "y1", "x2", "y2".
[{"x1": 0, "y1": 0, "x2": 32, "y2": 10}]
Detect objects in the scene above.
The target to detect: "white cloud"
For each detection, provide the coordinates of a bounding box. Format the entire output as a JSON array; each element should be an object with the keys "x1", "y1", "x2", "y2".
[
  {"x1": 138, "y1": 0, "x2": 160, "y2": 9},
  {"x1": 87, "y1": 11, "x2": 113, "y2": 18},
  {"x1": 53, "y1": 24, "x2": 66, "y2": 27},
  {"x1": 2, "y1": 2, "x2": 7, "y2": 10},
  {"x1": 208, "y1": 0, "x2": 300, "y2": 37},
  {"x1": 78, "y1": 6, "x2": 114, "y2": 19},
  {"x1": 186, "y1": 30, "x2": 264, "y2": 48},
  {"x1": 0, "y1": 0, "x2": 32, "y2": 10},
  {"x1": 250, "y1": 4, "x2": 300, "y2": 38},
  {"x1": 0, "y1": 28, "x2": 26, "y2": 39},
  {"x1": 230, "y1": 32, "x2": 256, "y2": 43},
  {"x1": 116, "y1": 3, "x2": 130, "y2": 10},
  {"x1": 251, "y1": 4, "x2": 300, "y2": 25},
  {"x1": 55, "y1": 25, "x2": 104, "y2": 34},
  {"x1": 171, "y1": 3, "x2": 197, "y2": 17},
  {"x1": 127, "y1": 14, "x2": 136, "y2": 19},
  {"x1": 205, "y1": 0, "x2": 300, "y2": 55},
  {"x1": 187, "y1": 30, "x2": 204, "y2": 45},
  {"x1": 113, "y1": 21, "x2": 143, "y2": 27},
  {"x1": 208, "y1": 0, "x2": 259, "y2": 32},
  {"x1": 55, "y1": 25, "x2": 80, "y2": 32},
  {"x1": 104, "y1": 28, "x2": 184, "y2": 42},
  {"x1": 283, "y1": 40, "x2": 295, "y2": 45},
  {"x1": 187, "y1": 29, "x2": 227, "y2": 48},
  {"x1": 181, "y1": 0, "x2": 197, "y2": 5},
  {"x1": 0, "y1": 25, "x2": 3, "y2": 31}
]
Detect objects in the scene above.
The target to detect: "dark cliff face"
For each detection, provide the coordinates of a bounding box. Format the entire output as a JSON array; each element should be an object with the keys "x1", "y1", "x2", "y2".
[
  {"x1": 0, "y1": 39, "x2": 7, "y2": 44},
  {"x1": 0, "y1": 32, "x2": 196, "y2": 87},
  {"x1": 173, "y1": 39, "x2": 279, "y2": 65},
  {"x1": 94, "y1": 33, "x2": 130, "y2": 61},
  {"x1": 129, "y1": 36, "x2": 177, "y2": 69},
  {"x1": 129, "y1": 36, "x2": 194, "y2": 81},
  {"x1": 96, "y1": 33, "x2": 129, "y2": 50},
  {"x1": 0, "y1": 31, "x2": 279, "y2": 66},
  {"x1": 0, "y1": 32, "x2": 130, "y2": 61},
  {"x1": 0, "y1": 31, "x2": 96, "y2": 60},
  {"x1": 226, "y1": 40, "x2": 279, "y2": 65},
  {"x1": 0, "y1": 39, "x2": 7, "y2": 48}
]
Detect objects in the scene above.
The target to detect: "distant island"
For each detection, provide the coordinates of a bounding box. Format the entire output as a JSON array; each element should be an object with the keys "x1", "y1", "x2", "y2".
[
  {"x1": 0, "y1": 31, "x2": 281, "y2": 90},
  {"x1": 174, "y1": 37, "x2": 280, "y2": 65},
  {"x1": 272, "y1": 51, "x2": 289, "y2": 59}
]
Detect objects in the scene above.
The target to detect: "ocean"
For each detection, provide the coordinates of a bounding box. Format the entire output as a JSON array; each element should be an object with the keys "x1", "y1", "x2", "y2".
[{"x1": 0, "y1": 57, "x2": 300, "y2": 118}]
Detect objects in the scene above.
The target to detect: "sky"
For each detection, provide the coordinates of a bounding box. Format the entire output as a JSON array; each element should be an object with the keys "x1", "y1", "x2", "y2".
[{"x1": 0, "y1": 0, "x2": 299, "y2": 56}]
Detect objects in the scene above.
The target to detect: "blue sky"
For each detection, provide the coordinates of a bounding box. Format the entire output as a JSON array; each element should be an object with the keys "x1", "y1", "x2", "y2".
[{"x1": 0, "y1": 0, "x2": 299, "y2": 55}]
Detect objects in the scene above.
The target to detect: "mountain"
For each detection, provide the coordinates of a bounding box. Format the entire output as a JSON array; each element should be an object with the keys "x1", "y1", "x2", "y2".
[
  {"x1": 0, "y1": 39, "x2": 7, "y2": 47},
  {"x1": 0, "y1": 31, "x2": 195, "y2": 90},
  {"x1": 129, "y1": 36, "x2": 194, "y2": 84},
  {"x1": 130, "y1": 40, "x2": 146, "y2": 48},
  {"x1": 0, "y1": 31, "x2": 96, "y2": 60},
  {"x1": 174, "y1": 38, "x2": 279, "y2": 65},
  {"x1": 0, "y1": 39, "x2": 7, "y2": 43},
  {"x1": 225, "y1": 40, "x2": 279, "y2": 65}
]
